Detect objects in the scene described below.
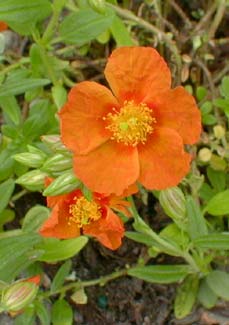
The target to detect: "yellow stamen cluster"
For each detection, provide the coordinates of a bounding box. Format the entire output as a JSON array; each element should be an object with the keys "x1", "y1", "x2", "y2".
[
  {"x1": 104, "y1": 100, "x2": 155, "y2": 146},
  {"x1": 69, "y1": 197, "x2": 101, "y2": 227}
]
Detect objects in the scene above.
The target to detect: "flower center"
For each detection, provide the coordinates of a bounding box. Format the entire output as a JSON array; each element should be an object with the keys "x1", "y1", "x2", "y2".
[
  {"x1": 104, "y1": 100, "x2": 155, "y2": 146},
  {"x1": 69, "y1": 197, "x2": 101, "y2": 227}
]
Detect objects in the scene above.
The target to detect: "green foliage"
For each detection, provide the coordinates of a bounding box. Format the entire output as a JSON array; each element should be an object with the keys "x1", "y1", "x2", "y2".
[
  {"x1": 37, "y1": 237, "x2": 88, "y2": 262},
  {"x1": 51, "y1": 299, "x2": 73, "y2": 325},
  {"x1": 128, "y1": 265, "x2": 190, "y2": 284},
  {"x1": 174, "y1": 275, "x2": 199, "y2": 319},
  {"x1": 59, "y1": 8, "x2": 115, "y2": 45}
]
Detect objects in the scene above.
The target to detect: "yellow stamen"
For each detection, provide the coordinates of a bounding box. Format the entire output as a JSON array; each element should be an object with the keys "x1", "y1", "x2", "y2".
[
  {"x1": 69, "y1": 197, "x2": 101, "y2": 227},
  {"x1": 104, "y1": 100, "x2": 156, "y2": 146}
]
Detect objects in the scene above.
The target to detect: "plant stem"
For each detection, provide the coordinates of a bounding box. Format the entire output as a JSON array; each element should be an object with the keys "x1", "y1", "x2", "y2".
[
  {"x1": 107, "y1": 3, "x2": 182, "y2": 83},
  {"x1": 208, "y1": 0, "x2": 226, "y2": 40},
  {"x1": 11, "y1": 189, "x2": 27, "y2": 202},
  {"x1": 43, "y1": 268, "x2": 128, "y2": 298}
]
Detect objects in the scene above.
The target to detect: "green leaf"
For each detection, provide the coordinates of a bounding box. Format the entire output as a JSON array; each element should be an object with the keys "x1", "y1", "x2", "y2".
[
  {"x1": 59, "y1": 8, "x2": 114, "y2": 45},
  {"x1": 220, "y1": 76, "x2": 229, "y2": 99},
  {"x1": 196, "y1": 86, "x2": 207, "y2": 101},
  {"x1": 0, "y1": 96, "x2": 21, "y2": 125},
  {"x1": 51, "y1": 299, "x2": 73, "y2": 325},
  {"x1": 199, "y1": 183, "x2": 216, "y2": 202},
  {"x1": 0, "y1": 233, "x2": 42, "y2": 282},
  {"x1": 22, "y1": 205, "x2": 50, "y2": 232},
  {"x1": 186, "y1": 196, "x2": 208, "y2": 240},
  {"x1": 52, "y1": 85, "x2": 67, "y2": 110},
  {"x1": 38, "y1": 236, "x2": 88, "y2": 263},
  {"x1": 213, "y1": 98, "x2": 229, "y2": 111},
  {"x1": 0, "y1": 0, "x2": 52, "y2": 35},
  {"x1": 174, "y1": 275, "x2": 199, "y2": 319},
  {"x1": 0, "y1": 209, "x2": 15, "y2": 230},
  {"x1": 202, "y1": 114, "x2": 217, "y2": 125},
  {"x1": 15, "y1": 305, "x2": 35, "y2": 325},
  {"x1": 0, "y1": 178, "x2": 15, "y2": 214},
  {"x1": 35, "y1": 301, "x2": 50, "y2": 325},
  {"x1": 194, "y1": 233, "x2": 229, "y2": 250},
  {"x1": 128, "y1": 265, "x2": 189, "y2": 284},
  {"x1": 200, "y1": 101, "x2": 212, "y2": 115},
  {"x1": 204, "y1": 190, "x2": 229, "y2": 216},
  {"x1": 207, "y1": 167, "x2": 226, "y2": 192},
  {"x1": 206, "y1": 270, "x2": 229, "y2": 300},
  {"x1": 51, "y1": 260, "x2": 72, "y2": 293},
  {"x1": 125, "y1": 231, "x2": 156, "y2": 246},
  {"x1": 110, "y1": 16, "x2": 134, "y2": 46},
  {"x1": 0, "y1": 78, "x2": 50, "y2": 97},
  {"x1": 198, "y1": 279, "x2": 218, "y2": 308}
]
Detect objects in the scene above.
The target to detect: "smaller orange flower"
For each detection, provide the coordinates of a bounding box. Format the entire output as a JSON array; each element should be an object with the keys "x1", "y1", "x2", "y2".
[
  {"x1": 0, "y1": 21, "x2": 8, "y2": 32},
  {"x1": 39, "y1": 179, "x2": 135, "y2": 250}
]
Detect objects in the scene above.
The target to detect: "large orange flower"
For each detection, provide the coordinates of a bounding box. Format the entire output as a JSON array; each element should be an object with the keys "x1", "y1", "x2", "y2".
[
  {"x1": 39, "y1": 179, "x2": 134, "y2": 250},
  {"x1": 60, "y1": 47, "x2": 201, "y2": 195}
]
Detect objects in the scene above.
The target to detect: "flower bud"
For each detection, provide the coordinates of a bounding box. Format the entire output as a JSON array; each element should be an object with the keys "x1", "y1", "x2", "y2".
[
  {"x1": 42, "y1": 153, "x2": 72, "y2": 173},
  {"x1": 88, "y1": 0, "x2": 106, "y2": 13},
  {"x1": 41, "y1": 135, "x2": 68, "y2": 153},
  {"x1": 14, "y1": 152, "x2": 46, "y2": 168},
  {"x1": 159, "y1": 187, "x2": 187, "y2": 230},
  {"x1": 213, "y1": 125, "x2": 225, "y2": 139},
  {"x1": 43, "y1": 170, "x2": 81, "y2": 196},
  {"x1": 198, "y1": 148, "x2": 212, "y2": 162},
  {"x1": 1, "y1": 281, "x2": 38, "y2": 313},
  {"x1": 16, "y1": 169, "x2": 47, "y2": 191}
]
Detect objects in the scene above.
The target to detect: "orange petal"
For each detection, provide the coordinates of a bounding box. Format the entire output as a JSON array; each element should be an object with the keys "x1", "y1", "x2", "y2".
[
  {"x1": 104, "y1": 46, "x2": 171, "y2": 103},
  {"x1": 138, "y1": 128, "x2": 191, "y2": 190},
  {"x1": 27, "y1": 275, "x2": 41, "y2": 285},
  {"x1": 39, "y1": 203, "x2": 80, "y2": 239},
  {"x1": 0, "y1": 21, "x2": 8, "y2": 32},
  {"x1": 146, "y1": 87, "x2": 201, "y2": 144},
  {"x1": 59, "y1": 81, "x2": 119, "y2": 155},
  {"x1": 83, "y1": 208, "x2": 124, "y2": 250},
  {"x1": 73, "y1": 141, "x2": 139, "y2": 195}
]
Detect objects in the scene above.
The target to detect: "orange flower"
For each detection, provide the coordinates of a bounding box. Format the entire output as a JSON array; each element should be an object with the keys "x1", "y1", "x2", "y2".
[
  {"x1": 0, "y1": 21, "x2": 8, "y2": 32},
  {"x1": 39, "y1": 179, "x2": 136, "y2": 250},
  {"x1": 59, "y1": 47, "x2": 201, "y2": 195}
]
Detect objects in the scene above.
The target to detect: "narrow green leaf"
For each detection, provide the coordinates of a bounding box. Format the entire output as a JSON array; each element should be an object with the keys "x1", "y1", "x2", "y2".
[
  {"x1": 125, "y1": 231, "x2": 156, "y2": 246},
  {"x1": 186, "y1": 196, "x2": 208, "y2": 240},
  {"x1": 0, "y1": 78, "x2": 50, "y2": 97},
  {"x1": 35, "y1": 301, "x2": 50, "y2": 325},
  {"x1": 22, "y1": 205, "x2": 50, "y2": 233},
  {"x1": 128, "y1": 265, "x2": 189, "y2": 284},
  {"x1": 110, "y1": 16, "x2": 134, "y2": 46},
  {"x1": 51, "y1": 299, "x2": 73, "y2": 325},
  {"x1": 0, "y1": 0, "x2": 52, "y2": 23},
  {"x1": 59, "y1": 9, "x2": 114, "y2": 45},
  {"x1": 38, "y1": 236, "x2": 88, "y2": 262},
  {"x1": 0, "y1": 96, "x2": 21, "y2": 125},
  {"x1": 206, "y1": 270, "x2": 229, "y2": 300},
  {"x1": 194, "y1": 233, "x2": 229, "y2": 250},
  {"x1": 51, "y1": 260, "x2": 72, "y2": 293},
  {"x1": 0, "y1": 233, "x2": 42, "y2": 281},
  {"x1": 0, "y1": 178, "x2": 15, "y2": 214},
  {"x1": 207, "y1": 167, "x2": 226, "y2": 192},
  {"x1": 174, "y1": 275, "x2": 199, "y2": 319},
  {"x1": 204, "y1": 189, "x2": 229, "y2": 216},
  {"x1": 198, "y1": 279, "x2": 218, "y2": 308}
]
